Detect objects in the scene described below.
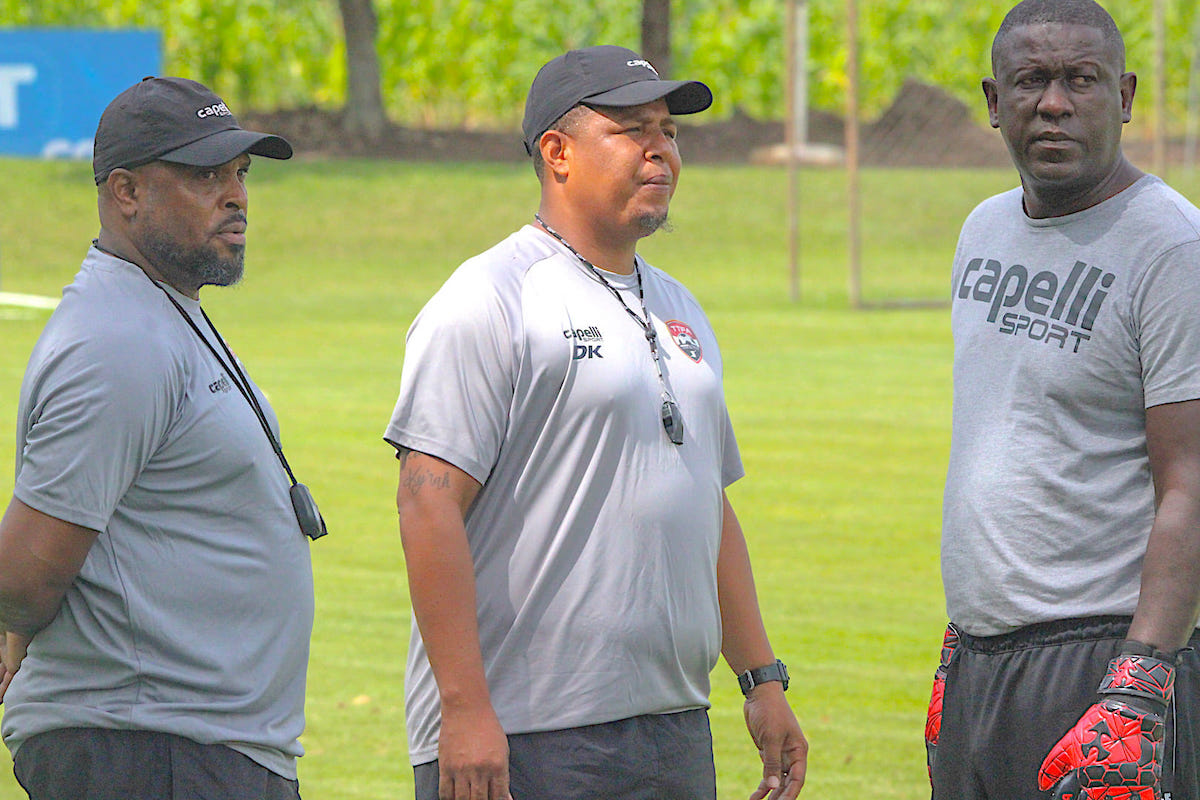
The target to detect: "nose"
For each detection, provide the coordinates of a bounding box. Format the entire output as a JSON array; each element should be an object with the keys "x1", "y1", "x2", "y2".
[
  {"x1": 1036, "y1": 78, "x2": 1074, "y2": 119},
  {"x1": 223, "y1": 173, "x2": 248, "y2": 211},
  {"x1": 645, "y1": 128, "x2": 675, "y2": 163}
]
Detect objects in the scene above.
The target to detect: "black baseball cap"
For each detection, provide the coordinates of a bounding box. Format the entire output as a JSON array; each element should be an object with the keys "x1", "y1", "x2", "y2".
[
  {"x1": 92, "y1": 76, "x2": 292, "y2": 184},
  {"x1": 522, "y1": 45, "x2": 713, "y2": 156}
]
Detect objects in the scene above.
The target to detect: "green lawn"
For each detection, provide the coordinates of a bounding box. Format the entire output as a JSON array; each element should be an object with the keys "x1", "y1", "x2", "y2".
[{"x1": 2, "y1": 156, "x2": 1193, "y2": 799}]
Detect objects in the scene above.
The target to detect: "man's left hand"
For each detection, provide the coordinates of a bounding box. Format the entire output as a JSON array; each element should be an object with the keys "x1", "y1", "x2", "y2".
[
  {"x1": 1039, "y1": 696, "x2": 1164, "y2": 799},
  {"x1": 1038, "y1": 651, "x2": 1175, "y2": 800},
  {"x1": 0, "y1": 631, "x2": 30, "y2": 703},
  {"x1": 744, "y1": 683, "x2": 807, "y2": 799}
]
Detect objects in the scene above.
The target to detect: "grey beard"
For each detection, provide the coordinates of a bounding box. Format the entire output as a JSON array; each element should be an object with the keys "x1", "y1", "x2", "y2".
[
  {"x1": 194, "y1": 250, "x2": 245, "y2": 288},
  {"x1": 141, "y1": 232, "x2": 245, "y2": 291},
  {"x1": 636, "y1": 213, "x2": 673, "y2": 237}
]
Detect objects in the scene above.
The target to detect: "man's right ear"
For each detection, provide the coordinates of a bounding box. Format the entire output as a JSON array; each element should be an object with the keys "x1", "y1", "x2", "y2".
[
  {"x1": 104, "y1": 169, "x2": 140, "y2": 217},
  {"x1": 539, "y1": 130, "x2": 570, "y2": 182},
  {"x1": 981, "y1": 78, "x2": 1000, "y2": 129}
]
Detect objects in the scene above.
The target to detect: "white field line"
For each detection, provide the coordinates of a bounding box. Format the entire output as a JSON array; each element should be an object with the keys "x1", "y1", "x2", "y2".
[{"x1": 0, "y1": 292, "x2": 59, "y2": 310}]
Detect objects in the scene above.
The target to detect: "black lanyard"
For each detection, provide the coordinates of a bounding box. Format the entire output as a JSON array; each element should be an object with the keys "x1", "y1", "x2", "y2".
[
  {"x1": 159, "y1": 288, "x2": 299, "y2": 485},
  {"x1": 534, "y1": 216, "x2": 684, "y2": 445},
  {"x1": 92, "y1": 244, "x2": 328, "y2": 539}
]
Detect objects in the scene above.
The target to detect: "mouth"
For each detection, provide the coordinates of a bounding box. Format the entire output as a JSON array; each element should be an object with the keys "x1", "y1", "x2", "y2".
[
  {"x1": 643, "y1": 174, "x2": 674, "y2": 190},
  {"x1": 1032, "y1": 130, "x2": 1075, "y2": 146},
  {"x1": 1028, "y1": 131, "x2": 1079, "y2": 161},
  {"x1": 215, "y1": 216, "x2": 248, "y2": 246}
]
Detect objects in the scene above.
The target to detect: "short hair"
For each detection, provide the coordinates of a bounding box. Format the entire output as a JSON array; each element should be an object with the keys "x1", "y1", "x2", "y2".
[
  {"x1": 992, "y1": 0, "x2": 1125, "y2": 74},
  {"x1": 531, "y1": 104, "x2": 593, "y2": 181}
]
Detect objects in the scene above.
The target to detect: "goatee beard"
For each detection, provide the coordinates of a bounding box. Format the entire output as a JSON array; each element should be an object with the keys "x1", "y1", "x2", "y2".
[
  {"x1": 636, "y1": 213, "x2": 673, "y2": 237},
  {"x1": 141, "y1": 233, "x2": 245, "y2": 291},
  {"x1": 194, "y1": 250, "x2": 245, "y2": 288}
]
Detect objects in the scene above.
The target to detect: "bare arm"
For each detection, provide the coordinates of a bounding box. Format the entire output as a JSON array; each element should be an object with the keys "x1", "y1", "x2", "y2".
[
  {"x1": 0, "y1": 498, "x2": 96, "y2": 635},
  {"x1": 717, "y1": 492, "x2": 808, "y2": 799},
  {"x1": 0, "y1": 497, "x2": 98, "y2": 700},
  {"x1": 394, "y1": 447, "x2": 511, "y2": 800},
  {"x1": 1035, "y1": 400, "x2": 1200, "y2": 795},
  {"x1": 1128, "y1": 398, "x2": 1200, "y2": 652}
]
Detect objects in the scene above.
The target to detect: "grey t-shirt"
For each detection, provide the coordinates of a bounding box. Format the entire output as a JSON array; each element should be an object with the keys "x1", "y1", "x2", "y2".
[
  {"x1": 3, "y1": 248, "x2": 314, "y2": 778},
  {"x1": 385, "y1": 225, "x2": 744, "y2": 765},
  {"x1": 942, "y1": 176, "x2": 1200, "y2": 636}
]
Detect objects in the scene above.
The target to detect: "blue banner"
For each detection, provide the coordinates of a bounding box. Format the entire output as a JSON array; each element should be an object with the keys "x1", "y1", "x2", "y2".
[{"x1": 0, "y1": 29, "x2": 162, "y2": 158}]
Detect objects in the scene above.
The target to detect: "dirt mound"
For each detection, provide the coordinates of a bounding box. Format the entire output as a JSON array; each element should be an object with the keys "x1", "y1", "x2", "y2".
[
  {"x1": 241, "y1": 107, "x2": 527, "y2": 162},
  {"x1": 862, "y1": 78, "x2": 1010, "y2": 167},
  {"x1": 241, "y1": 80, "x2": 1010, "y2": 168}
]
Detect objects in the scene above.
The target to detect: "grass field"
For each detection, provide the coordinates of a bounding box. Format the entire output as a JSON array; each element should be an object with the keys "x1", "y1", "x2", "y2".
[{"x1": 1, "y1": 155, "x2": 1195, "y2": 799}]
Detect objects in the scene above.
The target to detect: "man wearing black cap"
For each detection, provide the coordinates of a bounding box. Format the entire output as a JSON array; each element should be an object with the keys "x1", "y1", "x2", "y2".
[
  {"x1": 385, "y1": 46, "x2": 807, "y2": 800},
  {"x1": 0, "y1": 77, "x2": 315, "y2": 799}
]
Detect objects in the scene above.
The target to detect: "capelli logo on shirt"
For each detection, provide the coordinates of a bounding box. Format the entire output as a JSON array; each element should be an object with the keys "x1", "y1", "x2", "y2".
[
  {"x1": 957, "y1": 257, "x2": 1115, "y2": 354},
  {"x1": 564, "y1": 325, "x2": 604, "y2": 360},
  {"x1": 208, "y1": 374, "x2": 233, "y2": 394}
]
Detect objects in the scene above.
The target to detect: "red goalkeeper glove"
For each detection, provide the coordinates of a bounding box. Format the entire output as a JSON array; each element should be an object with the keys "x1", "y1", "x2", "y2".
[
  {"x1": 926, "y1": 623, "x2": 960, "y2": 782},
  {"x1": 1038, "y1": 642, "x2": 1176, "y2": 800}
]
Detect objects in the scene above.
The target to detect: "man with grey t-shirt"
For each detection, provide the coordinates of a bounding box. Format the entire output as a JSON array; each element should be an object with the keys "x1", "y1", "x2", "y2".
[
  {"x1": 925, "y1": 2, "x2": 1200, "y2": 799},
  {"x1": 385, "y1": 46, "x2": 806, "y2": 800},
  {"x1": 0, "y1": 77, "x2": 317, "y2": 799}
]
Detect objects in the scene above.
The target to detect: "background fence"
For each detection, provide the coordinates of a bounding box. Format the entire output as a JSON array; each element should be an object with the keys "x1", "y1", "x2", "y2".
[{"x1": 2, "y1": 0, "x2": 1198, "y2": 305}]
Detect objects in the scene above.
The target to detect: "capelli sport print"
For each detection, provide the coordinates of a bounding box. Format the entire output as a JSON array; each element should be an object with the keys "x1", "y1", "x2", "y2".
[
  {"x1": 667, "y1": 320, "x2": 702, "y2": 363},
  {"x1": 956, "y1": 257, "x2": 1114, "y2": 354}
]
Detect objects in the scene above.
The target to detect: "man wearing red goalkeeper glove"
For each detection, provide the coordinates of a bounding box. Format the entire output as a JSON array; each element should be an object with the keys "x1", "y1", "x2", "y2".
[
  {"x1": 931, "y1": 1, "x2": 1200, "y2": 798},
  {"x1": 1039, "y1": 645, "x2": 1176, "y2": 800}
]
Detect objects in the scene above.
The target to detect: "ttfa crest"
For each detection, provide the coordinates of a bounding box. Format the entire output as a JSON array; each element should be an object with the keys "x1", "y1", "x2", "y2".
[{"x1": 666, "y1": 320, "x2": 703, "y2": 363}]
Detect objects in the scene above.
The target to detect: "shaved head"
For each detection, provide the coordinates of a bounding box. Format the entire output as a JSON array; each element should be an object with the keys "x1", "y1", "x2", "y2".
[{"x1": 992, "y1": 0, "x2": 1125, "y2": 74}]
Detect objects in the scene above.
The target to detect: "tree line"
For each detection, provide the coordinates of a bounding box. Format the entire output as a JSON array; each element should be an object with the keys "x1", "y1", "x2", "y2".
[{"x1": 3, "y1": 0, "x2": 1196, "y2": 136}]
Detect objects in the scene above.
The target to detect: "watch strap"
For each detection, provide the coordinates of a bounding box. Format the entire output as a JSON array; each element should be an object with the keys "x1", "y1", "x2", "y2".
[{"x1": 738, "y1": 659, "x2": 789, "y2": 696}]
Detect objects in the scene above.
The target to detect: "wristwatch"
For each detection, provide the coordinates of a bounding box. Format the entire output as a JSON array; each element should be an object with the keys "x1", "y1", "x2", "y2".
[{"x1": 738, "y1": 659, "x2": 789, "y2": 696}]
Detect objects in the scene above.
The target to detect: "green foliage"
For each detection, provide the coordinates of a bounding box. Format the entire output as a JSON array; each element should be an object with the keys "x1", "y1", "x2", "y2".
[
  {"x1": 0, "y1": 0, "x2": 340, "y2": 111},
  {"x1": 374, "y1": 0, "x2": 640, "y2": 126},
  {"x1": 2, "y1": 0, "x2": 1197, "y2": 127}
]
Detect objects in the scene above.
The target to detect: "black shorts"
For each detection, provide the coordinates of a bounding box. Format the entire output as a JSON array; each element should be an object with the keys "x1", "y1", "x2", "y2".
[
  {"x1": 932, "y1": 616, "x2": 1200, "y2": 800},
  {"x1": 414, "y1": 709, "x2": 716, "y2": 800},
  {"x1": 13, "y1": 727, "x2": 301, "y2": 800}
]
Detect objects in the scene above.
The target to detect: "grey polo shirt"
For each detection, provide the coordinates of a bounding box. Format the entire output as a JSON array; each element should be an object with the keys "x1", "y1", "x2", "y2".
[{"x1": 3, "y1": 248, "x2": 314, "y2": 778}]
